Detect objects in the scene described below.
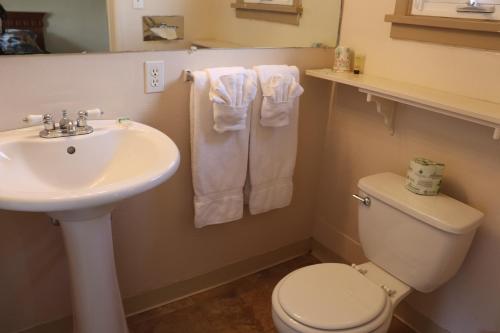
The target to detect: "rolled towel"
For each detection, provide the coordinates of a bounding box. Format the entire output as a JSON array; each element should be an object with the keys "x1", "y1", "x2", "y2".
[
  {"x1": 206, "y1": 67, "x2": 257, "y2": 133},
  {"x1": 255, "y1": 65, "x2": 304, "y2": 127}
]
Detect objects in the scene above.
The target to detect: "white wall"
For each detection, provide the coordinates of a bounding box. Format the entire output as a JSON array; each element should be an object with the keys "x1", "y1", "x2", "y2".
[
  {"x1": 313, "y1": 1, "x2": 500, "y2": 333},
  {"x1": 2, "y1": 0, "x2": 109, "y2": 53}
]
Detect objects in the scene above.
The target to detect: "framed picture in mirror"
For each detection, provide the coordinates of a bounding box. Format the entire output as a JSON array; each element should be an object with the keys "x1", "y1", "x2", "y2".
[{"x1": 231, "y1": 0, "x2": 303, "y2": 25}]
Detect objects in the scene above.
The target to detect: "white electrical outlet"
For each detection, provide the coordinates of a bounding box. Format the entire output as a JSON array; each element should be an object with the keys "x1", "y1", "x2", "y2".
[
  {"x1": 133, "y1": 0, "x2": 144, "y2": 9},
  {"x1": 144, "y1": 61, "x2": 165, "y2": 93}
]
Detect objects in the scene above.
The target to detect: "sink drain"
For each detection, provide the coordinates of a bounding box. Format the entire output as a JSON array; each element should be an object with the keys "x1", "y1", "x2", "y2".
[{"x1": 67, "y1": 146, "x2": 76, "y2": 155}]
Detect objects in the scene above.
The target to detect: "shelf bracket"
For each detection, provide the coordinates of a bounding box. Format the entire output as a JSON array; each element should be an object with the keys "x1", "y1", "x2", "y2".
[
  {"x1": 365, "y1": 92, "x2": 397, "y2": 136},
  {"x1": 307, "y1": 70, "x2": 500, "y2": 142},
  {"x1": 493, "y1": 128, "x2": 500, "y2": 140}
]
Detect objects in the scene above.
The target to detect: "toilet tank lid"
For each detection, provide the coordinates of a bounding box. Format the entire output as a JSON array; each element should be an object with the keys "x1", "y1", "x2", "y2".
[{"x1": 358, "y1": 173, "x2": 483, "y2": 235}]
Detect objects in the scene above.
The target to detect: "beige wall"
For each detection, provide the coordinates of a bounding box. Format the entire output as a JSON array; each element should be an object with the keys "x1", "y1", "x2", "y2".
[
  {"x1": 0, "y1": 47, "x2": 332, "y2": 333},
  {"x1": 210, "y1": 0, "x2": 341, "y2": 48},
  {"x1": 2, "y1": 0, "x2": 109, "y2": 53},
  {"x1": 2, "y1": 1, "x2": 499, "y2": 332},
  {"x1": 313, "y1": 1, "x2": 500, "y2": 333}
]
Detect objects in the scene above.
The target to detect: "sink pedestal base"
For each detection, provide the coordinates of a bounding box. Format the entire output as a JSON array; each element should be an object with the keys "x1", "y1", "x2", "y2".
[{"x1": 59, "y1": 213, "x2": 128, "y2": 333}]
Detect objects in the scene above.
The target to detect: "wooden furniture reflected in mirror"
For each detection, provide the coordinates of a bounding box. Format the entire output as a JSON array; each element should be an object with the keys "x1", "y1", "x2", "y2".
[
  {"x1": 231, "y1": 0, "x2": 303, "y2": 25},
  {"x1": 2, "y1": 11, "x2": 47, "y2": 51}
]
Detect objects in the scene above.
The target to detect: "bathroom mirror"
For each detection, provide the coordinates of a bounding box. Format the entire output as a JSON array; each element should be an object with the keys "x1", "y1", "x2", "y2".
[{"x1": 0, "y1": 0, "x2": 342, "y2": 56}]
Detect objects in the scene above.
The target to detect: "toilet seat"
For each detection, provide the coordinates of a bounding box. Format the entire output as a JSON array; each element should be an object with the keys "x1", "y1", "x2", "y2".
[{"x1": 272, "y1": 263, "x2": 393, "y2": 333}]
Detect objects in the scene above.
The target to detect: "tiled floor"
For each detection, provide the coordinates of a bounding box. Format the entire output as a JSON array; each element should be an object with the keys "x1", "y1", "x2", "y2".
[{"x1": 128, "y1": 255, "x2": 415, "y2": 333}]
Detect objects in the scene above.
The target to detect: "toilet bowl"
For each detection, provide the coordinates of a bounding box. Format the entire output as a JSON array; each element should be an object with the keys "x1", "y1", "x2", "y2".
[
  {"x1": 272, "y1": 262, "x2": 410, "y2": 333},
  {"x1": 271, "y1": 173, "x2": 483, "y2": 333}
]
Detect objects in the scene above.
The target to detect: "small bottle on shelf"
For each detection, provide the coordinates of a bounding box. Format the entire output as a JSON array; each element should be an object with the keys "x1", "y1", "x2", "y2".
[{"x1": 353, "y1": 54, "x2": 366, "y2": 75}]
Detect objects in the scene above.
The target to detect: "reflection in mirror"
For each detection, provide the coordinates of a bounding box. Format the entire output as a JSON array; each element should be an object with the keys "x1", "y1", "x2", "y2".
[
  {"x1": 0, "y1": 0, "x2": 342, "y2": 56},
  {"x1": 0, "y1": 0, "x2": 109, "y2": 54}
]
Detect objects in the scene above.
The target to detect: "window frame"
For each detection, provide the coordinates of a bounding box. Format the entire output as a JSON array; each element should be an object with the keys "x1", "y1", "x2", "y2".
[
  {"x1": 231, "y1": 0, "x2": 303, "y2": 25},
  {"x1": 410, "y1": 0, "x2": 500, "y2": 21},
  {"x1": 243, "y1": 0, "x2": 295, "y2": 6},
  {"x1": 384, "y1": 0, "x2": 500, "y2": 51}
]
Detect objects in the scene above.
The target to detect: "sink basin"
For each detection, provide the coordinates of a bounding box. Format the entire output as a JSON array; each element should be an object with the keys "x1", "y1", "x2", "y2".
[
  {"x1": 0, "y1": 120, "x2": 180, "y2": 212},
  {"x1": 0, "y1": 120, "x2": 180, "y2": 333}
]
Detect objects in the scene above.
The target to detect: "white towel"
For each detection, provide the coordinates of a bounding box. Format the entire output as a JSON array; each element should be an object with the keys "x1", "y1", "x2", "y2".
[
  {"x1": 206, "y1": 67, "x2": 257, "y2": 133},
  {"x1": 248, "y1": 65, "x2": 302, "y2": 215},
  {"x1": 255, "y1": 65, "x2": 304, "y2": 127},
  {"x1": 190, "y1": 70, "x2": 251, "y2": 228}
]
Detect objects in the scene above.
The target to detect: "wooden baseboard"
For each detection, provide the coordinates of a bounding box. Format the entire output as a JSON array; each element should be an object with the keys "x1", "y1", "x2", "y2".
[
  {"x1": 17, "y1": 239, "x2": 312, "y2": 333},
  {"x1": 124, "y1": 238, "x2": 311, "y2": 316},
  {"x1": 394, "y1": 302, "x2": 450, "y2": 333},
  {"x1": 310, "y1": 238, "x2": 348, "y2": 264}
]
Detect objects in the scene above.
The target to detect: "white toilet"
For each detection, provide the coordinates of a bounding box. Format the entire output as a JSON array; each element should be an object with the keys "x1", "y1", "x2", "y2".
[{"x1": 272, "y1": 172, "x2": 483, "y2": 333}]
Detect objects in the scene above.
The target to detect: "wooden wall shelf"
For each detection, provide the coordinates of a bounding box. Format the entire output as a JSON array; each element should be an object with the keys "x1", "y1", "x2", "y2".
[{"x1": 306, "y1": 69, "x2": 500, "y2": 140}]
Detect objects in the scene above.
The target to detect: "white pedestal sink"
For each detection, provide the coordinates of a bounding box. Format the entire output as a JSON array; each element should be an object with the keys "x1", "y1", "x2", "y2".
[{"x1": 0, "y1": 120, "x2": 180, "y2": 333}]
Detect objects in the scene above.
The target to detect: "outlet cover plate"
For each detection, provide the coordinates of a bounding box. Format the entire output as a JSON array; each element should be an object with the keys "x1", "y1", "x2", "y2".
[{"x1": 144, "y1": 61, "x2": 165, "y2": 94}]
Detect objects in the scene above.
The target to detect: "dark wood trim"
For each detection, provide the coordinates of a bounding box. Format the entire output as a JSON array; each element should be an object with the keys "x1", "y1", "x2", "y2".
[
  {"x1": 393, "y1": 0, "x2": 412, "y2": 16},
  {"x1": 385, "y1": 14, "x2": 500, "y2": 33},
  {"x1": 231, "y1": 0, "x2": 303, "y2": 25},
  {"x1": 231, "y1": 1, "x2": 302, "y2": 14},
  {"x1": 390, "y1": 23, "x2": 500, "y2": 51}
]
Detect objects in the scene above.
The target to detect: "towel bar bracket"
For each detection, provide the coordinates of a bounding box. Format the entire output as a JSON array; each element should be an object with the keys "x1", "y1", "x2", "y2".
[{"x1": 184, "y1": 69, "x2": 194, "y2": 82}]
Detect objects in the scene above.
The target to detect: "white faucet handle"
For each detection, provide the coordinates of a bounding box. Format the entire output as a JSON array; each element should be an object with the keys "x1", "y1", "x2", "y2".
[{"x1": 22, "y1": 114, "x2": 44, "y2": 125}]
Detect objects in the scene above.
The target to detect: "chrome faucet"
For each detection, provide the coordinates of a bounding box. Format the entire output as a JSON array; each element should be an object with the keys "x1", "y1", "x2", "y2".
[
  {"x1": 58, "y1": 110, "x2": 77, "y2": 134},
  {"x1": 23, "y1": 109, "x2": 103, "y2": 139}
]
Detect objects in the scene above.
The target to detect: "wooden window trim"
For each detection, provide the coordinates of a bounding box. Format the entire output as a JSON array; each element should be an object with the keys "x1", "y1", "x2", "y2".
[
  {"x1": 384, "y1": 0, "x2": 500, "y2": 51},
  {"x1": 231, "y1": 0, "x2": 303, "y2": 25}
]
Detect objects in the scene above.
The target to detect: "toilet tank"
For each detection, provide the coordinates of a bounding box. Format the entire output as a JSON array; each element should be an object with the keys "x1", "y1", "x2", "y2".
[{"x1": 357, "y1": 173, "x2": 483, "y2": 293}]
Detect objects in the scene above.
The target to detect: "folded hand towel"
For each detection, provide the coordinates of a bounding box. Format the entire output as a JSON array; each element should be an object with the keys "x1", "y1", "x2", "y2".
[
  {"x1": 206, "y1": 67, "x2": 257, "y2": 133},
  {"x1": 255, "y1": 65, "x2": 304, "y2": 128},
  {"x1": 248, "y1": 65, "x2": 302, "y2": 215},
  {"x1": 190, "y1": 70, "x2": 251, "y2": 228}
]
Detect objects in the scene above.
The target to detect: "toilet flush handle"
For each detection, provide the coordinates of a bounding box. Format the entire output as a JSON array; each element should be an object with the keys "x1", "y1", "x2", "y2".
[{"x1": 352, "y1": 194, "x2": 371, "y2": 207}]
